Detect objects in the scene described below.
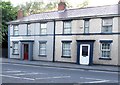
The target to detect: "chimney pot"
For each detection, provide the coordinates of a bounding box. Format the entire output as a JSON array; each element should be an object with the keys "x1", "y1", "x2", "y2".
[
  {"x1": 58, "y1": 0, "x2": 66, "y2": 11},
  {"x1": 17, "y1": 9, "x2": 23, "y2": 19}
]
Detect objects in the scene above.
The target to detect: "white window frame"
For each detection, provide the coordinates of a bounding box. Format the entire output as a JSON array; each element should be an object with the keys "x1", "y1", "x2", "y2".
[
  {"x1": 13, "y1": 25, "x2": 19, "y2": 35},
  {"x1": 63, "y1": 21, "x2": 72, "y2": 34},
  {"x1": 102, "y1": 18, "x2": 112, "y2": 33},
  {"x1": 100, "y1": 43, "x2": 111, "y2": 58},
  {"x1": 40, "y1": 23, "x2": 47, "y2": 35},
  {"x1": 27, "y1": 24, "x2": 31, "y2": 35},
  {"x1": 39, "y1": 42, "x2": 47, "y2": 56},
  {"x1": 12, "y1": 42, "x2": 19, "y2": 55},
  {"x1": 84, "y1": 20, "x2": 89, "y2": 33},
  {"x1": 62, "y1": 42, "x2": 71, "y2": 57}
]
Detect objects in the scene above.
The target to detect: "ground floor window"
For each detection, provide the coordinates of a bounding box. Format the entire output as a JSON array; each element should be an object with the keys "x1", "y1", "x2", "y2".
[
  {"x1": 100, "y1": 40, "x2": 113, "y2": 59},
  {"x1": 62, "y1": 41, "x2": 71, "y2": 58},
  {"x1": 39, "y1": 41, "x2": 47, "y2": 56},
  {"x1": 12, "y1": 42, "x2": 19, "y2": 55}
]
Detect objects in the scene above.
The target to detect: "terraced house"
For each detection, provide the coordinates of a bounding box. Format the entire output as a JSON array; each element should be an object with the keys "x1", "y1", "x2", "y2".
[{"x1": 7, "y1": 1, "x2": 120, "y2": 66}]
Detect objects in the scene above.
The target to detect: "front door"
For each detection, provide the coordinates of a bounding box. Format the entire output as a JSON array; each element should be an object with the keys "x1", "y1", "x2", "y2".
[
  {"x1": 80, "y1": 44, "x2": 90, "y2": 65},
  {"x1": 24, "y1": 44, "x2": 28, "y2": 60}
]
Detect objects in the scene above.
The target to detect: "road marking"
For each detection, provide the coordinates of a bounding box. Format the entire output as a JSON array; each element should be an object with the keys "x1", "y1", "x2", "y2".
[
  {"x1": 85, "y1": 80, "x2": 110, "y2": 83},
  {"x1": 5, "y1": 71, "x2": 23, "y2": 73},
  {"x1": 2, "y1": 63, "x2": 85, "y2": 72},
  {"x1": 36, "y1": 76, "x2": 70, "y2": 80},
  {"x1": 0, "y1": 74, "x2": 35, "y2": 81},
  {"x1": 80, "y1": 77, "x2": 118, "y2": 83},
  {"x1": 80, "y1": 77, "x2": 104, "y2": 81},
  {"x1": 2, "y1": 63, "x2": 118, "y2": 74},
  {"x1": 13, "y1": 72, "x2": 46, "y2": 76},
  {"x1": 88, "y1": 70, "x2": 118, "y2": 74}
]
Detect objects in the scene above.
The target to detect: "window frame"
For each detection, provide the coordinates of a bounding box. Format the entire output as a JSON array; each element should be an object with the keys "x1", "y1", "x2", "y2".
[
  {"x1": 27, "y1": 24, "x2": 31, "y2": 35},
  {"x1": 84, "y1": 19, "x2": 89, "y2": 34},
  {"x1": 40, "y1": 23, "x2": 47, "y2": 35},
  {"x1": 101, "y1": 18, "x2": 113, "y2": 33},
  {"x1": 39, "y1": 41, "x2": 47, "y2": 57},
  {"x1": 61, "y1": 41, "x2": 72, "y2": 58},
  {"x1": 12, "y1": 41, "x2": 19, "y2": 55},
  {"x1": 99, "y1": 40, "x2": 113, "y2": 60},
  {"x1": 13, "y1": 25, "x2": 19, "y2": 36},
  {"x1": 63, "y1": 21, "x2": 72, "y2": 34}
]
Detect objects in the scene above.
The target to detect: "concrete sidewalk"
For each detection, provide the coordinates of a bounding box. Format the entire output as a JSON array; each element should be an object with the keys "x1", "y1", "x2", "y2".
[{"x1": 1, "y1": 58, "x2": 119, "y2": 72}]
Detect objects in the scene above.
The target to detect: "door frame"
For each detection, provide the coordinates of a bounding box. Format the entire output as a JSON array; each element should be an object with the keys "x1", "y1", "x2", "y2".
[
  {"x1": 76, "y1": 40, "x2": 95, "y2": 65},
  {"x1": 20, "y1": 40, "x2": 34, "y2": 61},
  {"x1": 80, "y1": 44, "x2": 90, "y2": 65}
]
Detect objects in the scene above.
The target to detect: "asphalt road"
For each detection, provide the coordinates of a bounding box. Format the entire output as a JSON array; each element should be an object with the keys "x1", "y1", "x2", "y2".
[{"x1": 1, "y1": 63, "x2": 119, "y2": 84}]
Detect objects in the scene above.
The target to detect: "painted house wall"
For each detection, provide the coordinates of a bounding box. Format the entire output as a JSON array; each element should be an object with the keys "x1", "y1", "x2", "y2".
[
  {"x1": 19, "y1": 24, "x2": 27, "y2": 35},
  {"x1": 55, "y1": 20, "x2": 77, "y2": 63},
  {"x1": 9, "y1": 21, "x2": 54, "y2": 61},
  {"x1": 9, "y1": 16, "x2": 119, "y2": 65},
  {"x1": 55, "y1": 17, "x2": 119, "y2": 65},
  {"x1": 33, "y1": 22, "x2": 54, "y2": 61}
]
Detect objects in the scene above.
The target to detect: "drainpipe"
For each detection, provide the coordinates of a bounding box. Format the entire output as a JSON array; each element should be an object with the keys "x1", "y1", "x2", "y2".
[
  {"x1": 8, "y1": 25, "x2": 10, "y2": 59},
  {"x1": 53, "y1": 19, "x2": 55, "y2": 62}
]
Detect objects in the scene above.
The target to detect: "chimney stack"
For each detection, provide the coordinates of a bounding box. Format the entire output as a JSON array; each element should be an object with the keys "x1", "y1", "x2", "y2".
[
  {"x1": 17, "y1": 9, "x2": 23, "y2": 19},
  {"x1": 58, "y1": 0, "x2": 66, "y2": 11},
  {"x1": 118, "y1": 0, "x2": 120, "y2": 4}
]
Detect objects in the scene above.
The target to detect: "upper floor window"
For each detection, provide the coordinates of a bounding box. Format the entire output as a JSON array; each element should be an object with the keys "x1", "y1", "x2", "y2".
[
  {"x1": 63, "y1": 21, "x2": 71, "y2": 34},
  {"x1": 27, "y1": 24, "x2": 31, "y2": 35},
  {"x1": 84, "y1": 20, "x2": 89, "y2": 33},
  {"x1": 102, "y1": 18, "x2": 112, "y2": 33},
  {"x1": 12, "y1": 42, "x2": 19, "y2": 55},
  {"x1": 40, "y1": 23, "x2": 47, "y2": 35},
  {"x1": 62, "y1": 41, "x2": 71, "y2": 58},
  {"x1": 13, "y1": 25, "x2": 19, "y2": 35}
]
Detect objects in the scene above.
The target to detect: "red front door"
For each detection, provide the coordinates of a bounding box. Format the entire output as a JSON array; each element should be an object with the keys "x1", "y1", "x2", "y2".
[{"x1": 24, "y1": 44, "x2": 28, "y2": 60}]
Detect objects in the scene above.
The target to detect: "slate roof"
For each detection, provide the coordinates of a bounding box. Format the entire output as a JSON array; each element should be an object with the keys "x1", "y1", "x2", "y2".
[{"x1": 8, "y1": 4, "x2": 120, "y2": 24}]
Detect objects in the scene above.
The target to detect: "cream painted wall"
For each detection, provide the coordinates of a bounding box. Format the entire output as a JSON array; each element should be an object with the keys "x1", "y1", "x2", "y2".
[
  {"x1": 89, "y1": 18, "x2": 101, "y2": 33},
  {"x1": 55, "y1": 17, "x2": 119, "y2": 65},
  {"x1": 55, "y1": 21, "x2": 63, "y2": 34},
  {"x1": 55, "y1": 36, "x2": 77, "y2": 63}
]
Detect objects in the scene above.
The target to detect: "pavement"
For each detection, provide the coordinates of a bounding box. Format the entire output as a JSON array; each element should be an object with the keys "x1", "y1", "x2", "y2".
[{"x1": 1, "y1": 58, "x2": 120, "y2": 72}]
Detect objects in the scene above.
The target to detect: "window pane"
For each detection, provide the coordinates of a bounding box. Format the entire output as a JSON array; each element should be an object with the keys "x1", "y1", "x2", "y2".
[
  {"x1": 102, "y1": 18, "x2": 112, "y2": 33},
  {"x1": 102, "y1": 26, "x2": 112, "y2": 33},
  {"x1": 62, "y1": 42, "x2": 71, "y2": 56},
  {"x1": 103, "y1": 19, "x2": 112, "y2": 26},
  {"x1": 27, "y1": 24, "x2": 31, "y2": 35},
  {"x1": 39, "y1": 43, "x2": 46, "y2": 55},
  {"x1": 101, "y1": 43, "x2": 111, "y2": 58},
  {"x1": 64, "y1": 21, "x2": 71, "y2": 34},
  {"x1": 84, "y1": 20, "x2": 89, "y2": 33},
  {"x1": 40, "y1": 23, "x2": 47, "y2": 34},
  {"x1": 84, "y1": 27, "x2": 89, "y2": 33},
  {"x1": 64, "y1": 28, "x2": 71, "y2": 34},
  {"x1": 85, "y1": 21, "x2": 89, "y2": 27},
  {"x1": 14, "y1": 25, "x2": 19, "y2": 35},
  {"x1": 14, "y1": 26, "x2": 18, "y2": 30},
  {"x1": 14, "y1": 31, "x2": 19, "y2": 35},
  {"x1": 41, "y1": 23, "x2": 47, "y2": 28},
  {"x1": 13, "y1": 43, "x2": 19, "y2": 54},
  {"x1": 41, "y1": 29, "x2": 47, "y2": 34},
  {"x1": 13, "y1": 49, "x2": 18, "y2": 54},
  {"x1": 82, "y1": 46, "x2": 88, "y2": 56}
]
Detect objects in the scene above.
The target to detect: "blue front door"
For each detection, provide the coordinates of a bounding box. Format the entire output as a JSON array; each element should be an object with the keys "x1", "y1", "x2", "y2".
[{"x1": 77, "y1": 40, "x2": 95, "y2": 65}]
